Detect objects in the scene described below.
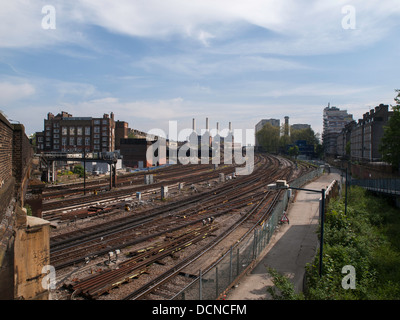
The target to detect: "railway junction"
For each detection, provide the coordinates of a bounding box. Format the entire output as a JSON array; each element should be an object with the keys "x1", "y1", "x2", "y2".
[{"x1": 27, "y1": 153, "x2": 322, "y2": 300}]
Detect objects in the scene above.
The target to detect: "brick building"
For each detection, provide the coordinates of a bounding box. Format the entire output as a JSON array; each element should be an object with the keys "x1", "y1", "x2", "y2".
[
  {"x1": 349, "y1": 104, "x2": 392, "y2": 162},
  {"x1": 36, "y1": 111, "x2": 116, "y2": 153},
  {"x1": 119, "y1": 138, "x2": 167, "y2": 168},
  {"x1": 115, "y1": 120, "x2": 129, "y2": 150}
]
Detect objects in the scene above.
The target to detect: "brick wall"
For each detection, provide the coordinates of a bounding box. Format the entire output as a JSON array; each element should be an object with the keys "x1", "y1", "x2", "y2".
[
  {"x1": 0, "y1": 114, "x2": 34, "y2": 299},
  {"x1": 0, "y1": 113, "x2": 13, "y2": 193}
]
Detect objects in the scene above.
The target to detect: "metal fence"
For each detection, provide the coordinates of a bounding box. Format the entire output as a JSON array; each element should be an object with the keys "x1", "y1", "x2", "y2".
[
  {"x1": 351, "y1": 178, "x2": 400, "y2": 196},
  {"x1": 172, "y1": 167, "x2": 323, "y2": 300}
]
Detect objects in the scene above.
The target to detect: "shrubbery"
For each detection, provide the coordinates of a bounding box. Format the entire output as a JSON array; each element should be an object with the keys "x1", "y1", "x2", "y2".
[{"x1": 269, "y1": 186, "x2": 400, "y2": 300}]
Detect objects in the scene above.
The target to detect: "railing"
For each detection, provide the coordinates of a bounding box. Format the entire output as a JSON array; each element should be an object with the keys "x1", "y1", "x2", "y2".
[
  {"x1": 172, "y1": 167, "x2": 323, "y2": 300},
  {"x1": 351, "y1": 178, "x2": 400, "y2": 196}
]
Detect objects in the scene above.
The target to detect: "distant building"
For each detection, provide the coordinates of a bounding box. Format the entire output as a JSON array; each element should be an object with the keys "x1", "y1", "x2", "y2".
[
  {"x1": 255, "y1": 118, "x2": 280, "y2": 147},
  {"x1": 115, "y1": 120, "x2": 129, "y2": 150},
  {"x1": 119, "y1": 138, "x2": 167, "y2": 168},
  {"x1": 290, "y1": 124, "x2": 311, "y2": 131},
  {"x1": 336, "y1": 121, "x2": 356, "y2": 158},
  {"x1": 350, "y1": 104, "x2": 392, "y2": 162},
  {"x1": 36, "y1": 111, "x2": 115, "y2": 153},
  {"x1": 322, "y1": 105, "x2": 353, "y2": 155}
]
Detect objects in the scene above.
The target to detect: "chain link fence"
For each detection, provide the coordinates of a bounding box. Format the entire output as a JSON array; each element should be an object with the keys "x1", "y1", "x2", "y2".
[{"x1": 172, "y1": 167, "x2": 323, "y2": 300}]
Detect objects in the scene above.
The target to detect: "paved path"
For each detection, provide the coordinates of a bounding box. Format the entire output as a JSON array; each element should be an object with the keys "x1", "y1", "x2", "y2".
[{"x1": 227, "y1": 172, "x2": 340, "y2": 300}]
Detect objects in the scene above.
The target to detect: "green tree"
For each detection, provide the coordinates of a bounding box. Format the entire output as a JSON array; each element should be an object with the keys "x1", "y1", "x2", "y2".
[
  {"x1": 256, "y1": 123, "x2": 280, "y2": 153},
  {"x1": 73, "y1": 164, "x2": 85, "y2": 178},
  {"x1": 290, "y1": 127, "x2": 319, "y2": 147},
  {"x1": 379, "y1": 89, "x2": 400, "y2": 169},
  {"x1": 288, "y1": 145, "x2": 299, "y2": 159}
]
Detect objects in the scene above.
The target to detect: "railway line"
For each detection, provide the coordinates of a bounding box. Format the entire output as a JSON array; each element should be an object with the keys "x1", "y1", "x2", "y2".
[{"x1": 47, "y1": 154, "x2": 316, "y2": 300}]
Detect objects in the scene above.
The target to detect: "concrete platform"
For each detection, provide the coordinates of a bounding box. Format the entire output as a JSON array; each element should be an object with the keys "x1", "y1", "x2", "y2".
[{"x1": 227, "y1": 172, "x2": 340, "y2": 300}]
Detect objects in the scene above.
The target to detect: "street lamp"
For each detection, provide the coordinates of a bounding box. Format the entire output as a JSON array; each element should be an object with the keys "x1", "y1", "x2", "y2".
[{"x1": 268, "y1": 180, "x2": 326, "y2": 277}]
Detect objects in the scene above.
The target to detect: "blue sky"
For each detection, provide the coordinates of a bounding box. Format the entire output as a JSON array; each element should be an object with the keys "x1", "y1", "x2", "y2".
[{"x1": 1, "y1": 0, "x2": 400, "y2": 145}]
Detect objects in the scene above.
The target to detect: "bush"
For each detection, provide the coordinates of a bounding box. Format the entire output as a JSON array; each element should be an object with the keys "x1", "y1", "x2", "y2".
[{"x1": 303, "y1": 186, "x2": 400, "y2": 300}]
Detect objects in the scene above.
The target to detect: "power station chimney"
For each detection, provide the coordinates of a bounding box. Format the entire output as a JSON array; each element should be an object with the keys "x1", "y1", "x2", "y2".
[
  {"x1": 192, "y1": 118, "x2": 196, "y2": 131},
  {"x1": 206, "y1": 117, "x2": 209, "y2": 131},
  {"x1": 229, "y1": 122, "x2": 232, "y2": 131}
]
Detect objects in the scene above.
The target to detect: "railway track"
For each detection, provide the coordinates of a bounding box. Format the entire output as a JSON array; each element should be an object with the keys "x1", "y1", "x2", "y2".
[{"x1": 50, "y1": 154, "x2": 316, "y2": 299}]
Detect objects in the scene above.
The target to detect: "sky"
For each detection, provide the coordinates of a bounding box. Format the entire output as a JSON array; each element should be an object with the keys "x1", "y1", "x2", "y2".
[{"x1": 1, "y1": 0, "x2": 399, "y2": 145}]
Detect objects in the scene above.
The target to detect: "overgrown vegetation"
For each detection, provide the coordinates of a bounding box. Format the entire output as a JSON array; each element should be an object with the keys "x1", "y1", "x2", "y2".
[{"x1": 268, "y1": 186, "x2": 400, "y2": 300}]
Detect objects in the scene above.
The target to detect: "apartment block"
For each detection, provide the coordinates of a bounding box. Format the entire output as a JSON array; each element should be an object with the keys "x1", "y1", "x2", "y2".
[
  {"x1": 350, "y1": 104, "x2": 392, "y2": 162},
  {"x1": 322, "y1": 106, "x2": 353, "y2": 155},
  {"x1": 36, "y1": 111, "x2": 115, "y2": 153}
]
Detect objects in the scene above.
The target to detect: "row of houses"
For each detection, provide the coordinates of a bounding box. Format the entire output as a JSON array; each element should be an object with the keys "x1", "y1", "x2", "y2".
[{"x1": 336, "y1": 103, "x2": 392, "y2": 162}]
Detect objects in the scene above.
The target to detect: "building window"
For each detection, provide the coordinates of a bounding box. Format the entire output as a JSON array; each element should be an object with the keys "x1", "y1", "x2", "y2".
[
  {"x1": 70, "y1": 127, "x2": 75, "y2": 135},
  {"x1": 37, "y1": 137, "x2": 43, "y2": 142},
  {"x1": 102, "y1": 126, "x2": 107, "y2": 131},
  {"x1": 94, "y1": 139, "x2": 100, "y2": 144},
  {"x1": 62, "y1": 127, "x2": 67, "y2": 135},
  {"x1": 102, "y1": 137, "x2": 108, "y2": 141},
  {"x1": 70, "y1": 137, "x2": 75, "y2": 145},
  {"x1": 94, "y1": 120, "x2": 100, "y2": 125},
  {"x1": 62, "y1": 137, "x2": 67, "y2": 146},
  {"x1": 94, "y1": 134, "x2": 100, "y2": 138},
  {"x1": 85, "y1": 137, "x2": 90, "y2": 146},
  {"x1": 54, "y1": 134, "x2": 59, "y2": 138},
  {"x1": 53, "y1": 129, "x2": 59, "y2": 133},
  {"x1": 85, "y1": 127, "x2": 90, "y2": 135},
  {"x1": 53, "y1": 122, "x2": 59, "y2": 128},
  {"x1": 102, "y1": 120, "x2": 108, "y2": 125},
  {"x1": 77, "y1": 127, "x2": 83, "y2": 135},
  {"x1": 94, "y1": 145, "x2": 100, "y2": 150},
  {"x1": 54, "y1": 144, "x2": 59, "y2": 150},
  {"x1": 77, "y1": 137, "x2": 82, "y2": 146},
  {"x1": 94, "y1": 126, "x2": 100, "y2": 133},
  {"x1": 54, "y1": 139, "x2": 59, "y2": 144}
]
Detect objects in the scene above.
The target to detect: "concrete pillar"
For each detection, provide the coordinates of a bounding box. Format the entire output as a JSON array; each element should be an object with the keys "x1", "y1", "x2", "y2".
[
  {"x1": 219, "y1": 173, "x2": 225, "y2": 183},
  {"x1": 14, "y1": 209, "x2": 51, "y2": 300}
]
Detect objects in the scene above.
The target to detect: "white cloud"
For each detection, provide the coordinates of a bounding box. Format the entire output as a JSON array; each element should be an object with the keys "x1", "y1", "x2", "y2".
[
  {"x1": 2, "y1": 0, "x2": 400, "y2": 53},
  {"x1": 0, "y1": 81, "x2": 35, "y2": 104}
]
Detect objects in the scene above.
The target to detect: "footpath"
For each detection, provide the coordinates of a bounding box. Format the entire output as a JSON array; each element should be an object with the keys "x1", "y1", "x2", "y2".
[{"x1": 226, "y1": 172, "x2": 341, "y2": 300}]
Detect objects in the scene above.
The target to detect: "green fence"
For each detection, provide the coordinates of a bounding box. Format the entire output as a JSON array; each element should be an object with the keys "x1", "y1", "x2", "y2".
[{"x1": 172, "y1": 167, "x2": 323, "y2": 300}]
